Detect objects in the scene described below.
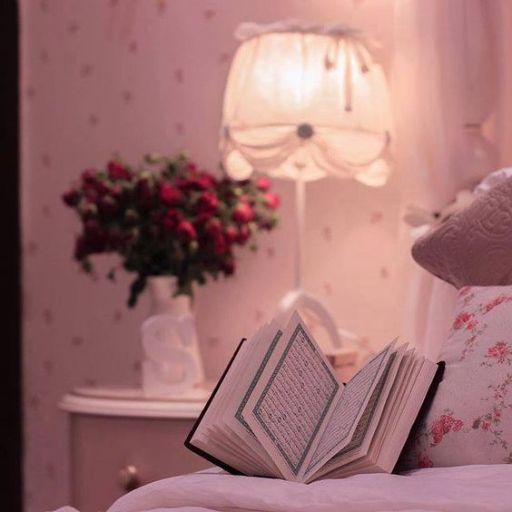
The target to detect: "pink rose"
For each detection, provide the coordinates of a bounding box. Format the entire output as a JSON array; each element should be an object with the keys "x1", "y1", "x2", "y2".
[
  {"x1": 440, "y1": 415, "x2": 454, "y2": 433},
  {"x1": 453, "y1": 312, "x2": 474, "y2": 330},
  {"x1": 177, "y1": 220, "x2": 197, "y2": 241},
  {"x1": 430, "y1": 420, "x2": 445, "y2": 445},
  {"x1": 107, "y1": 161, "x2": 131, "y2": 181},
  {"x1": 483, "y1": 295, "x2": 512, "y2": 313},
  {"x1": 460, "y1": 286, "x2": 472, "y2": 297},
  {"x1": 486, "y1": 341, "x2": 512, "y2": 364},
  {"x1": 159, "y1": 183, "x2": 182, "y2": 206},
  {"x1": 263, "y1": 192, "x2": 280, "y2": 210},
  {"x1": 465, "y1": 319, "x2": 478, "y2": 331},
  {"x1": 417, "y1": 453, "x2": 433, "y2": 469},
  {"x1": 256, "y1": 176, "x2": 272, "y2": 191},
  {"x1": 452, "y1": 419, "x2": 464, "y2": 432},
  {"x1": 233, "y1": 202, "x2": 255, "y2": 224}
]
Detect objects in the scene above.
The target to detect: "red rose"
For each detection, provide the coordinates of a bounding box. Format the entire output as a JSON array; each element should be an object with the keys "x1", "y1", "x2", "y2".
[
  {"x1": 175, "y1": 177, "x2": 195, "y2": 191},
  {"x1": 186, "y1": 162, "x2": 198, "y2": 174},
  {"x1": 107, "y1": 228, "x2": 125, "y2": 250},
  {"x1": 81, "y1": 169, "x2": 109, "y2": 197},
  {"x1": 256, "y1": 176, "x2": 271, "y2": 191},
  {"x1": 98, "y1": 195, "x2": 118, "y2": 219},
  {"x1": 236, "y1": 225, "x2": 251, "y2": 245},
  {"x1": 62, "y1": 189, "x2": 80, "y2": 207},
  {"x1": 198, "y1": 192, "x2": 219, "y2": 215},
  {"x1": 177, "y1": 173, "x2": 217, "y2": 191},
  {"x1": 109, "y1": 184, "x2": 123, "y2": 199},
  {"x1": 177, "y1": 219, "x2": 197, "y2": 241},
  {"x1": 160, "y1": 220, "x2": 174, "y2": 235},
  {"x1": 161, "y1": 209, "x2": 181, "y2": 234},
  {"x1": 197, "y1": 173, "x2": 217, "y2": 189},
  {"x1": 159, "y1": 182, "x2": 182, "y2": 206},
  {"x1": 107, "y1": 161, "x2": 131, "y2": 181},
  {"x1": 263, "y1": 192, "x2": 280, "y2": 210},
  {"x1": 213, "y1": 235, "x2": 227, "y2": 255},
  {"x1": 84, "y1": 219, "x2": 101, "y2": 236},
  {"x1": 84, "y1": 220, "x2": 107, "y2": 251},
  {"x1": 206, "y1": 218, "x2": 222, "y2": 238},
  {"x1": 135, "y1": 179, "x2": 153, "y2": 209},
  {"x1": 232, "y1": 202, "x2": 255, "y2": 224},
  {"x1": 224, "y1": 225, "x2": 237, "y2": 244},
  {"x1": 221, "y1": 258, "x2": 236, "y2": 276},
  {"x1": 81, "y1": 168, "x2": 98, "y2": 184},
  {"x1": 74, "y1": 236, "x2": 90, "y2": 260}
]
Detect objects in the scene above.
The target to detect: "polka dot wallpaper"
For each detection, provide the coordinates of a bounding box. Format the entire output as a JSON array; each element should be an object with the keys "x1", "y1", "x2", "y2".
[{"x1": 20, "y1": 1, "x2": 402, "y2": 510}]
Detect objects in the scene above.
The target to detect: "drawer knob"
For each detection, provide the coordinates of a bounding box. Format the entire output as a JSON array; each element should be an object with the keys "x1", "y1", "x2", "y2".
[{"x1": 119, "y1": 464, "x2": 140, "y2": 492}]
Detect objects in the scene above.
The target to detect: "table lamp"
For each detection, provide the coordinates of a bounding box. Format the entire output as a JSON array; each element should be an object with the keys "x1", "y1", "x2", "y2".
[{"x1": 220, "y1": 20, "x2": 392, "y2": 349}]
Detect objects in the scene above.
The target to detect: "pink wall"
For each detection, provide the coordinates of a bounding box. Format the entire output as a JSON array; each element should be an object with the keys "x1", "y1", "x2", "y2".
[{"x1": 20, "y1": 1, "x2": 401, "y2": 511}]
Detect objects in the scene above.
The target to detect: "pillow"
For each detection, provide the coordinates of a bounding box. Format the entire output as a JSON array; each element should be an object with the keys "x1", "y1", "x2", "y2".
[
  {"x1": 474, "y1": 167, "x2": 512, "y2": 196},
  {"x1": 412, "y1": 176, "x2": 512, "y2": 288},
  {"x1": 401, "y1": 285, "x2": 512, "y2": 469}
]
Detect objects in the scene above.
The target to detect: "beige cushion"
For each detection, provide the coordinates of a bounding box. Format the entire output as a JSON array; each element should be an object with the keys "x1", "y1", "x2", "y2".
[{"x1": 412, "y1": 177, "x2": 512, "y2": 288}]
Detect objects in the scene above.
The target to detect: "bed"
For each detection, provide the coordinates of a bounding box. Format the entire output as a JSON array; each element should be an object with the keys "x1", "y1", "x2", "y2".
[
  {"x1": 53, "y1": 170, "x2": 512, "y2": 512},
  {"x1": 56, "y1": 464, "x2": 512, "y2": 512}
]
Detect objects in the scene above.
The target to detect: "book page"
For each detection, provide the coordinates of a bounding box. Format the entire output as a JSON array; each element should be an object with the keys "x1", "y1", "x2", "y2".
[
  {"x1": 303, "y1": 341, "x2": 395, "y2": 478},
  {"x1": 242, "y1": 312, "x2": 342, "y2": 481},
  {"x1": 222, "y1": 324, "x2": 285, "y2": 476}
]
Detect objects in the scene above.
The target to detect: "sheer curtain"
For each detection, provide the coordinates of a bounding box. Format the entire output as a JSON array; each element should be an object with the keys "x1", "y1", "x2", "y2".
[{"x1": 392, "y1": 0, "x2": 500, "y2": 358}]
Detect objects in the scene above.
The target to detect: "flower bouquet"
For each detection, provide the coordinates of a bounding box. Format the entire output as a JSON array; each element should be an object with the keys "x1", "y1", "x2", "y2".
[{"x1": 62, "y1": 153, "x2": 280, "y2": 307}]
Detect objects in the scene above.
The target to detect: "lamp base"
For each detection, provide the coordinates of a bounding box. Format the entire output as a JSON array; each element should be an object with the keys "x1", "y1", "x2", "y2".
[{"x1": 275, "y1": 288, "x2": 342, "y2": 347}]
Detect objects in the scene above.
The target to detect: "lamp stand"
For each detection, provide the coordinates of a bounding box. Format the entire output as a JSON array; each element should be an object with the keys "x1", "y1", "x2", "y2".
[{"x1": 275, "y1": 177, "x2": 342, "y2": 348}]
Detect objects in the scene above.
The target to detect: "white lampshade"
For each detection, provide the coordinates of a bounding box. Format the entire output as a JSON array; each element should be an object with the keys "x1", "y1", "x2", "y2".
[{"x1": 220, "y1": 21, "x2": 392, "y2": 185}]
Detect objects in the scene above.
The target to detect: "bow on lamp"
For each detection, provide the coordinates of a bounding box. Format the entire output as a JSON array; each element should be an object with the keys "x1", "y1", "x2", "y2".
[{"x1": 220, "y1": 20, "x2": 392, "y2": 348}]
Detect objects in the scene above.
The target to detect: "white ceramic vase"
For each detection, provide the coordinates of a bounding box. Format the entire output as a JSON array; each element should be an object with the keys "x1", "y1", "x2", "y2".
[{"x1": 141, "y1": 276, "x2": 205, "y2": 398}]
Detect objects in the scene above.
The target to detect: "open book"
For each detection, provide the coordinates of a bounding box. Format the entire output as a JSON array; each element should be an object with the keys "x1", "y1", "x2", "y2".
[{"x1": 185, "y1": 312, "x2": 438, "y2": 483}]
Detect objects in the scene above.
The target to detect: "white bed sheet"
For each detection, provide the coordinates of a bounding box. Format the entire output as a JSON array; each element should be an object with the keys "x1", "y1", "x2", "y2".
[{"x1": 80, "y1": 464, "x2": 512, "y2": 512}]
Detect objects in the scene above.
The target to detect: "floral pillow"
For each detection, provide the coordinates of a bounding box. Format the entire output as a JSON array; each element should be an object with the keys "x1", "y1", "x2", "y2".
[{"x1": 401, "y1": 285, "x2": 512, "y2": 469}]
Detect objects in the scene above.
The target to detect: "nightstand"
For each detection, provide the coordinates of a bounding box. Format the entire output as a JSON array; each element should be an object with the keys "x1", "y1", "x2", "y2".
[{"x1": 60, "y1": 386, "x2": 211, "y2": 512}]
